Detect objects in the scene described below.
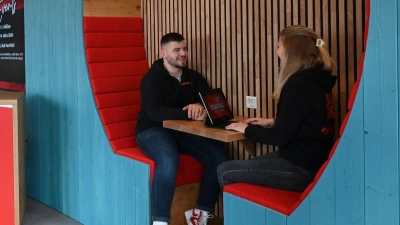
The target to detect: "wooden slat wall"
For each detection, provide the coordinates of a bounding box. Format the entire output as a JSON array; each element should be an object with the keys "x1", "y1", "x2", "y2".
[{"x1": 143, "y1": 0, "x2": 365, "y2": 159}]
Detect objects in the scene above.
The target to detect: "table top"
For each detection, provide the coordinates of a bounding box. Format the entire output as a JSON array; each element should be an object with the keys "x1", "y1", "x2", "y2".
[
  {"x1": 0, "y1": 92, "x2": 24, "y2": 105},
  {"x1": 163, "y1": 116, "x2": 249, "y2": 142}
]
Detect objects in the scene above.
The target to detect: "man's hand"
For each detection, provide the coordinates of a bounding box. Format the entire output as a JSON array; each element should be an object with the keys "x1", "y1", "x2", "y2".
[{"x1": 183, "y1": 104, "x2": 206, "y2": 120}]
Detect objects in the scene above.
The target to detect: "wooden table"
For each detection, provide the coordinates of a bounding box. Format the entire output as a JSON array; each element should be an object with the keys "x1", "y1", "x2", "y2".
[{"x1": 163, "y1": 116, "x2": 255, "y2": 156}]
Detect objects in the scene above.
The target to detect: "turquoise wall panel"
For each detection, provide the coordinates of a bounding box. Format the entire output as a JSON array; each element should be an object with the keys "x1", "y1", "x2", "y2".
[
  {"x1": 263, "y1": 207, "x2": 286, "y2": 225},
  {"x1": 286, "y1": 198, "x2": 309, "y2": 225},
  {"x1": 335, "y1": 90, "x2": 365, "y2": 225},
  {"x1": 364, "y1": 1, "x2": 399, "y2": 224},
  {"x1": 246, "y1": 202, "x2": 267, "y2": 225},
  {"x1": 309, "y1": 164, "x2": 335, "y2": 225},
  {"x1": 224, "y1": 193, "x2": 287, "y2": 225},
  {"x1": 229, "y1": 194, "x2": 247, "y2": 225},
  {"x1": 25, "y1": 1, "x2": 151, "y2": 224}
]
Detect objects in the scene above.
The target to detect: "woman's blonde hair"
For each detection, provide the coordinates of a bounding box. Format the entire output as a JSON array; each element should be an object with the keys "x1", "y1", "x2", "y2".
[{"x1": 272, "y1": 25, "x2": 337, "y2": 100}]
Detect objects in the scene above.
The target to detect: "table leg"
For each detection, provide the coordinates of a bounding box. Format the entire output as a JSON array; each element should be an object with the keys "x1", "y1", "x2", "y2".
[{"x1": 239, "y1": 139, "x2": 255, "y2": 157}]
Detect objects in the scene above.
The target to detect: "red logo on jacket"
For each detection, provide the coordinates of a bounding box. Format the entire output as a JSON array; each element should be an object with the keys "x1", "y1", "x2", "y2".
[{"x1": 322, "y1": 92, "x2": 335, "y2": 135}]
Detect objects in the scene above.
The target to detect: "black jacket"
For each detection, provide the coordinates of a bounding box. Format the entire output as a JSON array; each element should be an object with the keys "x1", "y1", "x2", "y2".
[
  {"x1": 136, "y1": 59, "x2": 210, "y2": 134},
  {"x1": 245, "y1": 67, "x2": 337, "y2": 172}
]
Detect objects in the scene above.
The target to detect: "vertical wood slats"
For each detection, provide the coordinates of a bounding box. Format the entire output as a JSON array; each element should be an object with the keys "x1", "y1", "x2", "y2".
[{"x1": 143, "y1": 0, "x2": 365, "y2": 158}]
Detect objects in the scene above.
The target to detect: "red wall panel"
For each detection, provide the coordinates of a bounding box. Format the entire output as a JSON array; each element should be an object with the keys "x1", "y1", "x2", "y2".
[{"x1": 0, "y1": 106, "x2": 15, "y2": 225}]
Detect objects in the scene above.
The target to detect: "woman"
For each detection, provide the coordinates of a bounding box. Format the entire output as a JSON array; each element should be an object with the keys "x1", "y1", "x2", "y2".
[{"x1": 218, "y1": 25, "x2": 337, "y2": 192}]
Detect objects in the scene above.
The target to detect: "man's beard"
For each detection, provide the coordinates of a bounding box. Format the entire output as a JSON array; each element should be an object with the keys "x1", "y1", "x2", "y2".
[{"x1": 167, "y1": 57, "x2": 187, "y2": 69}]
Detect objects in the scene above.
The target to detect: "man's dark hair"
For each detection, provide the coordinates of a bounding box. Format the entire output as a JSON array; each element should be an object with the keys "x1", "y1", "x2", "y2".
[{"x1": 160, "y1": 33, "x2": 185, "y2": 47}]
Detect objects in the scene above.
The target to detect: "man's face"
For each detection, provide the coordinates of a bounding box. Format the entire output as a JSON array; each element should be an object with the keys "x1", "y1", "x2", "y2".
[{"x1": 161, "y1": 40, "x2": 188, "y2": 68}]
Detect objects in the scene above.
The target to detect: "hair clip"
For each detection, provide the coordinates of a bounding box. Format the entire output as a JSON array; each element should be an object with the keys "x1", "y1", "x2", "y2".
[{"x1": 316, "y1": 39, "x2": 325, "y2": 47}]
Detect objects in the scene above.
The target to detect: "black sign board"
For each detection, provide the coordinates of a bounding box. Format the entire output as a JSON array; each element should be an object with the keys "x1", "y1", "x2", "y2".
[{"x1": 0, "y1": 0, "x2": 25, "y2": 91}]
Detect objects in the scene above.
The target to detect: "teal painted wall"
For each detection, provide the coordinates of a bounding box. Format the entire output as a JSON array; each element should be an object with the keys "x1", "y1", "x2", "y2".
[
  {"x1": 25, "y1": 0, "x2": 399, "y2": 225},
  {"x1": 25, "y1": 1, "x2": 150, "y2": 224},
  {"x1": 224, "y1": 0, "x2": 400, "y2": 224}
]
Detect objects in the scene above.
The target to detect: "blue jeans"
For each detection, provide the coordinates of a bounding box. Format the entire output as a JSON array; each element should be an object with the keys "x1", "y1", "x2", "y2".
[
  {"x1": 136, "y1": 127, "x2": 228, "y2": 223},
  {"x1": 217, "y1": 151, "x2": 315, "y2": 192}
]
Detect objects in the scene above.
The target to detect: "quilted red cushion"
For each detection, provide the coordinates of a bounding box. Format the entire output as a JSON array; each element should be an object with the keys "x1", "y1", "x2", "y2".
[
  {"x1": 84, "y1": 17, "x2": 143, "y2": 33},
  {"x1": 224, "y1": 160, "x2": 330, "y2": 216},
  {"x1": 88, "y1": 61, "x2": 149, "y2": 79},
  {"x1": 224, "y1": 183, "x2": 302, "y2": 215},
  {"x1": 116, "y1": 148, "x2": 204, "y2": 185},
  {"x1": 84, "y1": 16, "x2": 204, "y2": 187},
  {"x1": 85, "y1": 33, "x2": 145, "y2": 48}
]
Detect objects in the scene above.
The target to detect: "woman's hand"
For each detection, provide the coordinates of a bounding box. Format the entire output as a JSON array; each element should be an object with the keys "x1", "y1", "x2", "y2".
[
  {"x1": 243, "y1": 118, "x2": 274, "y2": 127},
  {"x1": 225, "y1": 122, "x2": 248, "y2": 133},
  {"x1": 183, "y1": 103, "x2": 206, "y2": 120}
]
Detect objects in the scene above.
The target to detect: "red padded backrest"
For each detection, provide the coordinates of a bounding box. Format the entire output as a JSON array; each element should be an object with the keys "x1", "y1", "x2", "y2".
[
  {"x1": 84, "y1": 17, "x2": 148, "y2": 153},
  {"x1": 83, "y1": 17, "x2": 204, "y2": 186},
  {"x1": 224, "y1": 183, "x2": 302, "y2": 215}
]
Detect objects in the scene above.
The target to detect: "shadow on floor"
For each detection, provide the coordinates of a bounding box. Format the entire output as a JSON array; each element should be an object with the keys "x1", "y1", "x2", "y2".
[{"x1": 22, "y1": 197, "x2": 82, "y2": 225}]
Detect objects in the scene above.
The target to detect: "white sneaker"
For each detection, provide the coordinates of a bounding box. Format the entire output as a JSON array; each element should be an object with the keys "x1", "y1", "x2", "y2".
[{"x1": 185, "y1": 208, "x2": 213, "y2": 225}]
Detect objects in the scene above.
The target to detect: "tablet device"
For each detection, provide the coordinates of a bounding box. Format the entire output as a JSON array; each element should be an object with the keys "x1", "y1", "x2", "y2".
[{"x1": 198, "y1": 88, "x2": 234, "y2": 128}]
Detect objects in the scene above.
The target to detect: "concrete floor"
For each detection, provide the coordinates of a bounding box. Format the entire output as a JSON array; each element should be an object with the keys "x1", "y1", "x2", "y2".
[
  {"x1": 22, "y1": 197, "x2": 81, "y2": 225},
  {"x1": 21, "y1": 197, "x2": 223, "y2": 225}
]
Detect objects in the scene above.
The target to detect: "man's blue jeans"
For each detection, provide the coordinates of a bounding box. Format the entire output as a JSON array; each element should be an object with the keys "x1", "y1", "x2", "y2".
[
  {"x1": 136, "y1": 126, "x2": 228, "y2": 223},
  {"x1": 217, "y1": 151, "x2": 316, "y2": 192}
]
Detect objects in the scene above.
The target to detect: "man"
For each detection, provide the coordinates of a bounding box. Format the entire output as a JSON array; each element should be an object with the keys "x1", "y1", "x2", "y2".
[{"x1": 135, "y1": 33, "x2": 228, "y2": 225}]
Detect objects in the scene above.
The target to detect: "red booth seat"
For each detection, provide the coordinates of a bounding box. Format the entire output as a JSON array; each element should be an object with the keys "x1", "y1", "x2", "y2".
[
  {"x1": 83, "y1": 16, "x2": 204, "y2": 187},
  {"x1": 224, "y1": 138, "x2": 338, "y2": 215},
  {"x1": 224, "y1": 61, "x2": 360, "y2": 216},
  {"x1": 223, "y1": 0, "x2": 369, "y2": 212}
]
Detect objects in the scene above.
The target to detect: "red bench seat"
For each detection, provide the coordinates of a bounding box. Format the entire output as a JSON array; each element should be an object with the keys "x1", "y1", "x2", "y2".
[
  {"x1": 224, "y1": 150, "x2": 332, "y2": 215},
  {"x1": 223, "y1": 0, "x2": 369, "y2": 212}
]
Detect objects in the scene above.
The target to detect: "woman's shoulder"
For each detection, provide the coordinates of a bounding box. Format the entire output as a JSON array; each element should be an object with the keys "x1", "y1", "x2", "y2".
[
  {"x1": 281, "y1": 76, "x2": 309, "y2": 98},
  {"x1": 286, "y1": 72, "x2": 311, "y2": 87},
  {"x1": 284, "y1": 68, "x2": 323, "y2": 91},
  {"x1": 292, "y1": 66, "x2": 326, "y2": 77},
  {"x1": 291, "y1": 67, "x2": 333, "y2": 83}
]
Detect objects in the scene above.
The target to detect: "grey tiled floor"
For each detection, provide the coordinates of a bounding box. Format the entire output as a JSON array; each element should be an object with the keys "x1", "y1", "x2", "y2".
[{"x1": 22, "y1": 197, "x2": 82, "y2": 225}]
